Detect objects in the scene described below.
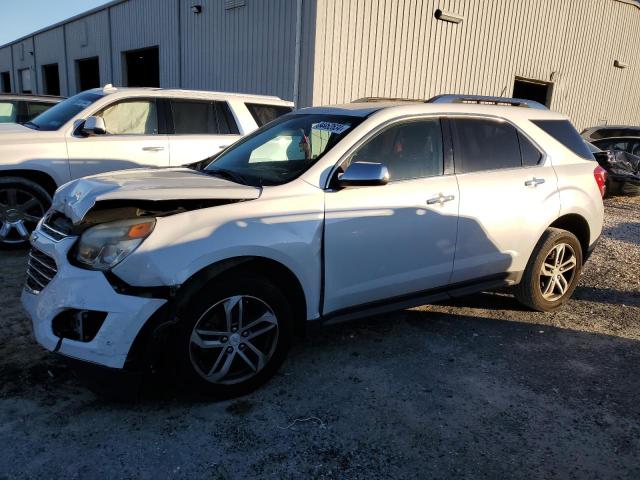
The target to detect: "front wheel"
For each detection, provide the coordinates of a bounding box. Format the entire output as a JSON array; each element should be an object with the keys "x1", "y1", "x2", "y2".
[
  {"x1": 0, "y1": 177, "x2": 51, "y2": 249},
  {"x1": 515, "y1": 228, "x2": 583, "y2": 312},
  {"x1": 173, "y1": 273, "x2": 293, "y2": 398}
]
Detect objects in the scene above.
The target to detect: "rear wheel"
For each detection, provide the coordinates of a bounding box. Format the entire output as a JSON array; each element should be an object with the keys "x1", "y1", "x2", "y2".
[
  {"x1": 173, "y1": 273, "x2": 293, "y2": 398},
  {"x1": 0, "y1": 177, "x2": 51, "y2": 249},
  {"x1": 515, "y1": 228, "x2": 583, "y2": 312}
]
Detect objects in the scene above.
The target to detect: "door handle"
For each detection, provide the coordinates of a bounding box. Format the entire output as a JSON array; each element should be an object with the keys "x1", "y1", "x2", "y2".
[
  {"x1": 142, "y1": 146, "x2": 165, "y2": 152},
  {"x1": 219, "y1": 145, "x2": 229, "y2": 149},
  {"x1": 524, "y1": 177, "x2": 545, "y2": 187},
  {"x1": 427, "y1": 193, "x2": 455, "y2": 205}
]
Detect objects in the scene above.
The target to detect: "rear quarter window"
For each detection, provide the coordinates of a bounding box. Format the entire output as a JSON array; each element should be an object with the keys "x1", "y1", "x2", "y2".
[
  {"x1": 532, "y1": 120, "x2": 594, "y2": 160},
  {"x1": 246, "y1": 103, "x2": 293, "y2": 127}
]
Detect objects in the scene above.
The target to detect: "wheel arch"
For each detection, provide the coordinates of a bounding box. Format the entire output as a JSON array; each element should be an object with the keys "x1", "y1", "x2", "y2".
[
  {"x1": 548, "y1": 213, "x2": 590, "y2": 258},
  {"x1": 177, "y1": 256, "x2": 309, "y2": 335},
  {"x1": 0, "y1": 169, "x2": 58, "y2": 196}
]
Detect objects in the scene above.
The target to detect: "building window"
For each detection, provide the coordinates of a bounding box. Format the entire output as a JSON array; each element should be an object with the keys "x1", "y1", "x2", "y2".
[
  {"x1": 123, "y1": 46, "x2": 159, "y2": 88},
  {"x1": 513, "y1": 77, "x2": 553, "y2": 107},
  {"x1": 0, "y1": 72, "x2": 11, "y2": 92},
  {"x1": 42, "y1": 63, "x2": 61, "y2": 96},
  {"x1": 76, "y1": 57, "x2": 100, "y2": 92}
]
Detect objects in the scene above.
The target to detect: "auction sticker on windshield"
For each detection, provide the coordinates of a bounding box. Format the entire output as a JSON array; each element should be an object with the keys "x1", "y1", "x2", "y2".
[{"x1": 314, "y1": 122, "x2": 351, "y2": 134}]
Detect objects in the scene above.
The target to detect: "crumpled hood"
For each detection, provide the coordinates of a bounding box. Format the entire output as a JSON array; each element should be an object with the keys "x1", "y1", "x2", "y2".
[{"x1": 52, "y1": 167, "x2": 261, "y2": 223}]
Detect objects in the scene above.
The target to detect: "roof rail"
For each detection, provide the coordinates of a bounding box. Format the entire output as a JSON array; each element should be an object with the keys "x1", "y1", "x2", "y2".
[
  {"x1": 426, "y1": 94, "x2": 548, "y2": 110},
  {"x1": 352, "y1": 97, "x2": 422, "y2": 103}
]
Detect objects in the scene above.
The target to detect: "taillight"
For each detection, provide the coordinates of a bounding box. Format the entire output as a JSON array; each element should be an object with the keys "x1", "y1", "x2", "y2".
[{"x1": 593, "y1": 165, "x2": 607, "y2": 198}]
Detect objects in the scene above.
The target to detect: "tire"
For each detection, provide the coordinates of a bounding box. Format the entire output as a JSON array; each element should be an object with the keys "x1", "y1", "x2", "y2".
[
  {"x1": 514, "y1": 228, "x2": 583, "y2": 312},
  {"x1": 0, "y1": 177, "x2": 51, "y2": 249},
  {"x1": 171, "y1": 272, "x2": 294, "y2": 398}
]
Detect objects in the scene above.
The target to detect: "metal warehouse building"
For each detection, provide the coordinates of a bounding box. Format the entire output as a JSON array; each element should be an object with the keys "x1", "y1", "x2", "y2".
[{"x1": 1, "y1": 0, "x2": 639, "y2": 129}]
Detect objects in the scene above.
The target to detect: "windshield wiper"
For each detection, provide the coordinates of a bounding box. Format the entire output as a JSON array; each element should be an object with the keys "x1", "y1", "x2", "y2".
[
  {"x1": 206, "y1": 168, "x2": 249, "y2": 185},
  {"x1": 24, "y1": 121, "x2": 40, "y2": 130}
]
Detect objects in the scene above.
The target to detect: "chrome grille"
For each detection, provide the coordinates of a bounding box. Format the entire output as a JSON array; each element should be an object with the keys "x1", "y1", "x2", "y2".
[
  {"x1": 25, "y1": 248, "x2": 58, "y2": 294},
  {"x1": 41, "y1": 212, "x2": 73, "y2": 241}
]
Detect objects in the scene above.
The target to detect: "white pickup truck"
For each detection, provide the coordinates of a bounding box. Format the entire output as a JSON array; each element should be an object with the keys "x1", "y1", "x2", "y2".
[{"x1": 0, "y1": 85, "x2": 293, "y2": 246}]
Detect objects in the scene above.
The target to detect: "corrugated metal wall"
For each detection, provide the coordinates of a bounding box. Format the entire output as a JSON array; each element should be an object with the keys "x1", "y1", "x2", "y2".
[
  {"x1": 33, "y1": 27, "x2": 68, "y2": 96},
  {"x1": 2, "y1": 0, "x2": 639, "y2": 129},
  {"x1": 64, "y1": 9, "x2": 113, "y2": 92},
  {"x1": 11, "y1": 38, "x2": 35, "y2": 92},
  {"x1": 310, "y1": 0, "x2": 640, "y2": 129},
  {"x1": 179, "y1": 0, "x2": 300, "y2": 100},
  {"x1": 110, "y1": 0, "x2": 181, "y2": 88}
]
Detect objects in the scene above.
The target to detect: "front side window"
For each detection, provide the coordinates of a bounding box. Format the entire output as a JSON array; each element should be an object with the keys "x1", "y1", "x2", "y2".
[
  {"x1": 0, "y1": 101, "x2": 17, "y2": 123},
  {"x1": 451, "y1": 118, "x2": 521, "y2": 173},
  {"x1": 246, "y1": 103, "x2": 293, "y2": 127},
  {"x1": 205, "y1": 114, "x2": 361, "y2": 186},
  {"x1": 26, "y1": 91, "x2": 103, "y2": 131},
  {"x1": 345, "y1": 119, "x2": 444, "y2": 181},
  {"x1": 98, "y1": 100, "x2": 158, "y2": 135}
]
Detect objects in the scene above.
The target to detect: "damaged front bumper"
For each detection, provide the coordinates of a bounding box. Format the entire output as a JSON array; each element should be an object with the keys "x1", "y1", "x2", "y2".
[{"x1": 21, "y1": 231, "x2": 167, "y2": 370}]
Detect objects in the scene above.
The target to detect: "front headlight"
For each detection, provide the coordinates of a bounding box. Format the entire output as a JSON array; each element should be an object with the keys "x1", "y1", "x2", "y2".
[{"x1": 75, "y1": 218, "x2": 156, "y2": 271}]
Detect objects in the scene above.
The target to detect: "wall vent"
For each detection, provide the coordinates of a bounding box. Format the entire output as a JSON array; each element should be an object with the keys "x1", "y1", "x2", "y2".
[{"x1": 225, "y1": 0, "x2": 246, "y2": 10}]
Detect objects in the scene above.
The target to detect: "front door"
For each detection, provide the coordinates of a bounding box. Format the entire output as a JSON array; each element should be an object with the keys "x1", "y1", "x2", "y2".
[
  {"x1": 323, "y1": 118, "x2": 459, "y2": 314},
  {"x1": 66, "y1": 98, "x2": 169, "y2": 179}
]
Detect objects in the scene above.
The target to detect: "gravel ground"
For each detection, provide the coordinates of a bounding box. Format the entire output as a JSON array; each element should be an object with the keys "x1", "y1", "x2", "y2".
[{"x1": 0, "y1": 197, "x2": 638, "y2": 479}]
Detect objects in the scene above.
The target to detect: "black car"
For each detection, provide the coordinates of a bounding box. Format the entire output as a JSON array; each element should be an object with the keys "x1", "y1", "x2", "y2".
[
  {"x1": 586, "y1": 141, "x2": 640, "y2": 196},
  {"x1": 0, "y1": 94, "x2": 64, "y2": 124},
  {"x1": 581, "y1": 125, "x2": 640, "y2": 142}
]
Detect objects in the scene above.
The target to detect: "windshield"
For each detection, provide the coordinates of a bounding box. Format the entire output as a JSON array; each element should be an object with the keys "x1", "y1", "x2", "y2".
[
  {"x1": 205, "y1": 114, "x2": 362, "y2": 186},
  {"x1": 26, "y1": 91, "x2": 103, "y2": 131}
]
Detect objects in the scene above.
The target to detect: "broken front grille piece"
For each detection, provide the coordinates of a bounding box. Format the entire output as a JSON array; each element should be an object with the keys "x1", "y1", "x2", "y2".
[{"x1": 25, "y1": 247, "x2": 58, "y2": 294}]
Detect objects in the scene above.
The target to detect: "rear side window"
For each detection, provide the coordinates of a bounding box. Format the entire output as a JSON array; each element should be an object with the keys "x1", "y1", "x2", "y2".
[
  {"x1": 532, "y1": 120, "x2": 594, "y2": 160},
  {"x1": 170, "y1": 100, "x2": 240, "y2": 135},
  {"x1": 518, "y1": 132, "x2": 543, "y2": 166},
  {"x1": 451, "y1": 118, "x2": 521, "y2": 173},
  {"x1": 171, "y1": 100, "x2": 214, "y2": 134},
  {"x1": 246, "y1": 103, "x2": 293, "y2": 127}
]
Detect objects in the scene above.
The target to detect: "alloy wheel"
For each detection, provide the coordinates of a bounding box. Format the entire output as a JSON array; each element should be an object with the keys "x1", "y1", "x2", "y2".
[
  {"x1": 539, "y1": 242, "x2": 578, "y2": 302},
  {"x1": 0, "y1": 188, "x2": 45, "y2": 245},
  {"x1": 189, "y1": 295, "x2": 280, "y2": 385}
]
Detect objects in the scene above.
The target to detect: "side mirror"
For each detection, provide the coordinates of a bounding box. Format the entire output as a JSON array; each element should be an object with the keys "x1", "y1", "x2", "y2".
[
  {"x1": 82, "y1": 116, "x2": 106, "y2": 136},
  {"x1": 338, "y1": 161, "x2": 390, "y2": 187}
]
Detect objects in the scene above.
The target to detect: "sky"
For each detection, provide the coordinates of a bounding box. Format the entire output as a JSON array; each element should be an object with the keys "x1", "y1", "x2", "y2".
[{"x1": 0, "y1": 0, "x2": 111, "y2": 46}]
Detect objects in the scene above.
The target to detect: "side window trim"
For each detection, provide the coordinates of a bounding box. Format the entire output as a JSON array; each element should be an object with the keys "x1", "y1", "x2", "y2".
[
  {"x1": 91, "y1": 97, "x2": 160, "y2": 136},
  {"x1": 326, "y1": 115, "x2": 447, "y2": 189}
]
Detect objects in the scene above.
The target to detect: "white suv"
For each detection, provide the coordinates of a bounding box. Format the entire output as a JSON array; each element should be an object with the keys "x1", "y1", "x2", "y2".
[
  {"x1": 22, "y1": 95, "x2": 605, "y2": 398},
  {"x1": 0, "y1": 85, "x2": 293, "y2": 247}
]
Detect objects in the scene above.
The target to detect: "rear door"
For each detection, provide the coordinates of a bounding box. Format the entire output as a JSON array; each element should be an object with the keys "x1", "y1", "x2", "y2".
[
  {"x1": 66, "y1": 97, "x2": 170, "y2": 179},
  {"x1": 449, "y1": 117, "x2": 559, "y2": 283},
  {"x1": 167, "y1": 99, "x2": 242, "y2": 165}
]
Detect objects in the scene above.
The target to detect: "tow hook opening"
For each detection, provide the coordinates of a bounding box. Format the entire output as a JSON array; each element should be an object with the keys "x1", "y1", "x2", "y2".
[{"x1": 52, "y1": 309, "x2": 107, "y2": 342}]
